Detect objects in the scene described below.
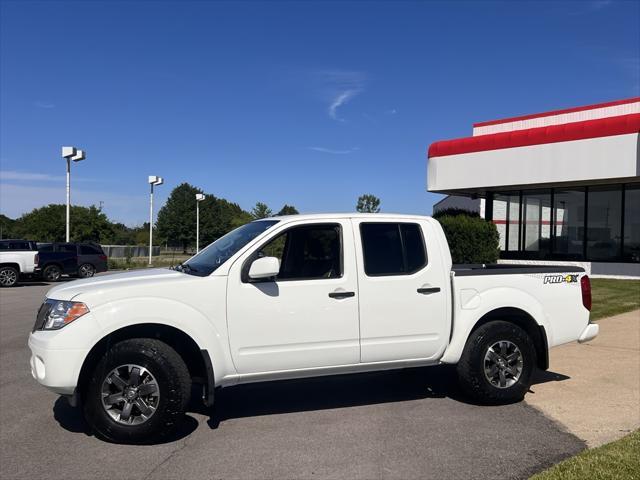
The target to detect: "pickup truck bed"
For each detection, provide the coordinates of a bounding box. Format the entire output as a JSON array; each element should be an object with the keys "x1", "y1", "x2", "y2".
[{"x1": 452, "y1": 264, "x2": 584, "y2": 275}]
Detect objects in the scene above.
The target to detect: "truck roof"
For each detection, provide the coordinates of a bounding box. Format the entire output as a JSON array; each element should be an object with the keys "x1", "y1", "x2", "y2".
[{"x1": 263, "y1": 213, "x2": 435, "y2": 222}]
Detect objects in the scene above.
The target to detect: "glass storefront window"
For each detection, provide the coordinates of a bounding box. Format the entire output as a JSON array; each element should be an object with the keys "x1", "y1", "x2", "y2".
[
  {"x1": 586, "y1": 186, "x2": 622, "y2": 261},
  {"x1": 508, "y1": 194, "x2": 520, "y2": 251},
  {"x1": 492, "y1": 193, "x2": 519, "y2": 251},
  {"x1": 623, "y1": 185, "x2": 640, "y2": 263},
  {"x1": 490, "y1": 183, "x2": 638, "y2": 262},
  {"x1": 522, "y1": 190, "x2": 551, "y2": 257},
  {"x1": 553, "y1": 189, "x2": 585, "y2": 260}
]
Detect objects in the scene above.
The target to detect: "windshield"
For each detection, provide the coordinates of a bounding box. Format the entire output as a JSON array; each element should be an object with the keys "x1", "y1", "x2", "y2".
[{"x1": 179, "y1": 220, "x2": 279, "y2": 276}]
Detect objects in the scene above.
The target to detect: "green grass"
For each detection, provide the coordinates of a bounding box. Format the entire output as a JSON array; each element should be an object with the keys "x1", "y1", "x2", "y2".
[
  {"x1": 590, "y1": 279, "x2": 640, "y2": 321},
  {"x1": 531, "y1": 430, "x2": 640, "y2": 480}
]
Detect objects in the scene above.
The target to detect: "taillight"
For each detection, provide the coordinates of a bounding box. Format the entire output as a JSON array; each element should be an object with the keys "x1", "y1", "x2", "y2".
[
  {"x1": 581, "y1": 275, "x2": 592, "y2": 311},
  {"x1": 34, "y1": 253, "x2": 39, "y2": 266},
  {"x1": 99, "y1": 255, "x2": 107, "y2": 261}
]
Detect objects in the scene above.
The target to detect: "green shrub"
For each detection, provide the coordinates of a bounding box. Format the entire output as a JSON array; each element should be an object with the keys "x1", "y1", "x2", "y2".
[
  {"x1": 433, "y1": 207, "x2": 480, "y2": 218},
  {"x1": 434, "y1": 213, "x2": 499, "y2": 264}
]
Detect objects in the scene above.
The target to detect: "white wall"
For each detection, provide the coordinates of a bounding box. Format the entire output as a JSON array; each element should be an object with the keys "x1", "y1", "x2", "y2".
[
  {"x1": 473, "y1": 100, "x2": 639, "y2": 136},
  {"x1": 427, "y1": 133, "x2": 639, "y2": 193}
]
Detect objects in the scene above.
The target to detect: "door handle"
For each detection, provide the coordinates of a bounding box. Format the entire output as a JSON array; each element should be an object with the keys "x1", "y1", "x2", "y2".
[
  {"x1": 417, "y1": 287, "x2": 441, "y2": 294},
  {"x1": 328, "y1": 291, "x2": 355, "y2": 299}
]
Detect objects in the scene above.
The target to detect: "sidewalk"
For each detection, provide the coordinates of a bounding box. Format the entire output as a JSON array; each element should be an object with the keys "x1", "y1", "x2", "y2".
[{"x1": 526, "y1": 310, "x2": 640, "y2": 447}]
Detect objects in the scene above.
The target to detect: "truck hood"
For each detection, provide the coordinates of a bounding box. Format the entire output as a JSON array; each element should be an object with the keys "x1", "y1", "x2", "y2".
[{"x1": 45, "y1": 268, "x2": 192, "y2": 302}]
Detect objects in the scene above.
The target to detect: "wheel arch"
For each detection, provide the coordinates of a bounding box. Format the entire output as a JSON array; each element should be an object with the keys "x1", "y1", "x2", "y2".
[
  {"x1": 0, "y1": 262, "x2": 20, "y2": 272},
  {"x1": 76, "y1": 323, "x2": 215, "y2": 406},
  {"x1": 469, "y1": 307, "x2": 549, "y2": 370},
  {"x1": 42, "y1": 261, "x2": 63, "y2": 271}
]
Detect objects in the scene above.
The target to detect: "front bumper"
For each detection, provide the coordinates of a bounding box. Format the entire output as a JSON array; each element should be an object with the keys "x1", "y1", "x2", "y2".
[
  {"x1": 578, "y1": 323, "x2": 599, "y2": 343},
  {"x1": 28, "y1": 333, "x2": 89, "y2": 395}
]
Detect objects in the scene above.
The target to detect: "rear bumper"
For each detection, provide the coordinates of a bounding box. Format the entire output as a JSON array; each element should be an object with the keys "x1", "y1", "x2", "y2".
[{"x1": 578, "y1": 323, "x2": 599, "y2": 343}]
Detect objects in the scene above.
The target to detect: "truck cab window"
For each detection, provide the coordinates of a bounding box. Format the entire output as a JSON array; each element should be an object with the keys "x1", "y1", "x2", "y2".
[
  {"x1": 258, "y1": 224, "x2": 342, "y2": 280},
  {"x1": 360, "y1": 222, "x2": 427, "y2": 276}
]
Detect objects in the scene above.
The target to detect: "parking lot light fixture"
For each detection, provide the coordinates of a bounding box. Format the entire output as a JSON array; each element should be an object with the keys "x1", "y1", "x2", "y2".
[
  {"x1": 148, "y1": 176, "x2": 164, "y2": 266},
  {"x1": 195, "y1": 193, "x2": 205, "y2": 253},
  {"x1": 61, "y1": 146, "x2": 86, "y2": 242}
]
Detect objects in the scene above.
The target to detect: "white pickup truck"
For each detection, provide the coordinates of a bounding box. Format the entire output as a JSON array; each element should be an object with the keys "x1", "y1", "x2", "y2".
[
  {"x1": 29, "y1": 214, "x2": 598, "y2": 443},
  {"x1": 0, "y1": 246, "x2": 39, "y2": 287}
]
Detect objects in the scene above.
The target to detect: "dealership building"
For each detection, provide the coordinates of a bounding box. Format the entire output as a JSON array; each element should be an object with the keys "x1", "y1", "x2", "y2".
[{"x1": 428, "y1": 97, "x2": 640, "y2": 277}]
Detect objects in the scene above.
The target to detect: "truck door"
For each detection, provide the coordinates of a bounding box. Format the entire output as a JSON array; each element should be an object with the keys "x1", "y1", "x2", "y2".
[
  {"x1": 226, "y1": 220, "x2": 360, "y2": 374},
  {"x1": 353, "y1": 219, "x2": 449, "y2": 363}
]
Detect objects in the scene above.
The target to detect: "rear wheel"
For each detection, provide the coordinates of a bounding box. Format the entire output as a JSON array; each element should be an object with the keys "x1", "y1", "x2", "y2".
[
  {"x1": 77, "y1": 263, "x2": 95, "y2": 278},
  {"x1": 43, "y1": 265, "x2": 62, "y2": 282},
  {"x1": 83, "y1": 338, "x2": 191, "y2": 444},
  {"x1": 457, "y1": 321, "x2": 536, "y2": 404},
  {"x1": 0, "y1": 266, "x2": 19, "y2": 287}
]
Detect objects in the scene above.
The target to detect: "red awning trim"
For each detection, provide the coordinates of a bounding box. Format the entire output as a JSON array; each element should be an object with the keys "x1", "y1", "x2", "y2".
[
  {"x1": 473, "y1": 97, "x2": 639, "y2": 128},
  {"x1": 428, "y1": 113, "x2": 640, "y2": 158}
]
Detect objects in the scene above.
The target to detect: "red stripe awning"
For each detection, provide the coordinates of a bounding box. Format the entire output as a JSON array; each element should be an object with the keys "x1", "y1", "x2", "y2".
[{"x1": 428, "y1": 113, "x2": 640, "y2": 158}]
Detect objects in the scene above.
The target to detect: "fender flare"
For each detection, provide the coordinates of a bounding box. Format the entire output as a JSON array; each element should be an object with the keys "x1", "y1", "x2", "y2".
[{"x1": 441, "y1": 286, "x2": 550, "y2": 366}]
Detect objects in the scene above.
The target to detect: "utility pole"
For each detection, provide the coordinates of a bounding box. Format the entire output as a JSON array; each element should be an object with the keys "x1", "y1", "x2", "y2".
[
  {"x1": 61, "y1": 147, "x2": 86, "y2": 242},
  {"x1": 148, "y1": 176, "x2": 164, "y2": 266}
]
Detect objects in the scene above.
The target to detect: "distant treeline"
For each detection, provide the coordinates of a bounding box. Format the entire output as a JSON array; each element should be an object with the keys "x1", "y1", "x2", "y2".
[{"x1": 1, "y1": 182, "x2": 298, "y2": 251}]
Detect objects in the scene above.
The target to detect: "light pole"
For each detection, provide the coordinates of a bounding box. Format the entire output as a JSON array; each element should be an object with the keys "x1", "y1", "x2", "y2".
[
  {"x1": 148, "y1": 175, "x2": 164, "y2": 266},
  {"x1": 61, "y1": 146, "x2": 86, "y2": 242},
  {"x1": 195, "y1": 193, "x2": 205, "y2": 253}
]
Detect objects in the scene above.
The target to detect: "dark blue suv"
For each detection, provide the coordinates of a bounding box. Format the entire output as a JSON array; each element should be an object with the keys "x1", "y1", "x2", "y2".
[{"x1": 38, "y1": 243, "x2": 108, "y2": 282}]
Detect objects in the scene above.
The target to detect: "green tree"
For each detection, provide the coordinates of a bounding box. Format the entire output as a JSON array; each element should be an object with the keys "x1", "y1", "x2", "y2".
[
  {"x1": 356, "y1": 194, "x2": 381, "y2": 213},
  {"x1": 14, "y1": 204, "x2": 114, "y2": 242},
  {"x1": 156, "y1": 183, "x2": 201, "y2": 252},
  {"x1": 276, "y1": 204, "x2": 299, "y2": 216},
  {"x1": 0, "y1": 214, "x2": 16, "y2": 239},
  {"x1": 199, "y1": 196, "x2": 251, "y2": 246},
  {"x1": 251, "y1": 202, "x2": 273, "y2": 219}
]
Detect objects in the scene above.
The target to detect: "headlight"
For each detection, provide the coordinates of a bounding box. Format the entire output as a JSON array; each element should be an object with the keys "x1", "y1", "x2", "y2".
[{"x1": 42, "y1": 299, "x2": 90, "y2": 330}]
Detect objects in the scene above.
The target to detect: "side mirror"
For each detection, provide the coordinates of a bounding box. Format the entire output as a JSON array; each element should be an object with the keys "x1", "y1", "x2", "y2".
[{"x1": 248, "y1": 256, "x2": 280, "y2": 280}]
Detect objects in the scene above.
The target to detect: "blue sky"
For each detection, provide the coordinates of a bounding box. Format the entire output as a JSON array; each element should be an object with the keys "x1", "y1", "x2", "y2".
[{"x1": 1, "y1": 0, "x2": 638, "y2": 225}]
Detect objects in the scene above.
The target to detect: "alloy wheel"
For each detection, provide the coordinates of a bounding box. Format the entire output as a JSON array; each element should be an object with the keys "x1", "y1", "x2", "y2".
[
  {"x1": 483, "y1": 340, "x2": 524, "y2": 388},
  {"x1": 79, "y1": 264, "x2": 95, "y2": 278},
  {"x1": 0, "y1": 268, "x2": 17, "y2": 287},
  {"x1": 100, "y1": 364, "x2": 160, "y2": 425}
]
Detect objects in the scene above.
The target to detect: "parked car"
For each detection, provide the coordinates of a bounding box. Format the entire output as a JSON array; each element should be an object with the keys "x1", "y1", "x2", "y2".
[
  {"x1": 0, "y1": 239, "x2": 39, "y2": 287},
  {"x1": 37, "y1": 243, "x2": 108, "y2": 281},
  {"x1": 28, "y1": 214, "x2": 597, "y2": 443}
]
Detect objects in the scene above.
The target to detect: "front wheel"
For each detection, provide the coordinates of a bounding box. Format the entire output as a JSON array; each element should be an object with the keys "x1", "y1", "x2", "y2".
[
  {"x1": 83, "y1": 338, "x2": 191, "y2": 444},
  {"x1": 0, "y1": 266, "x2": 19, "y2": 287},
  {"x1": 42, "y1": 265, "x2": 62, "y2": 282},
  {"x1": 457, "y1": 321, "x2": 536, "y2": 404}
]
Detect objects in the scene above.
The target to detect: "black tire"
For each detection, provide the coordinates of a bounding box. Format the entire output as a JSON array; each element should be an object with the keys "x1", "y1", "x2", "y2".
[
  {"x1": 83, "y1": 338, "x2": 191, "y2": 444},
  {"x1": 77, "y1": 263, "x2": 95, "y2": 278},
  {"x1": 457, "y1": 321, "x2": 536, "y2": 405},
  {"x1": 43, "y1": 264, "x2": 62, "y2": 282},
  {"x1": 0, "y1": 266, "x2": 19, "y2": 287}
]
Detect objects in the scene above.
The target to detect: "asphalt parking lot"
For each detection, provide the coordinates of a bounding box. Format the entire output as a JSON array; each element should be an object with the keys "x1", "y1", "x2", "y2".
[{"x1": 0, "y1": 276, "x2": 585, "y2": 480}]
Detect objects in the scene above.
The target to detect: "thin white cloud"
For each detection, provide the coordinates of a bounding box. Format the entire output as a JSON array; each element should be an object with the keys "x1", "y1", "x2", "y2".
[
  {"x1": 308, "y1": 146, "x2": 360, "y2": 155},
  {"x1": 328, "y1": 90, "x2": 360, "y2": 121},
  {"x1": 0, "y1": 182, "x2": 148, "y2": 226},
  {"x1": 0, "y1": 170, "x2": 64, "y2": 182},
  {"x1": 0, "y1": 170, "x2": 94, "y2": 183},
  {"x1": 315, "y1": 70, "x2": 367, "y2": 122},
  {"x1": 34, "y1": 101, "x2": 55, "y2": 109}
]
